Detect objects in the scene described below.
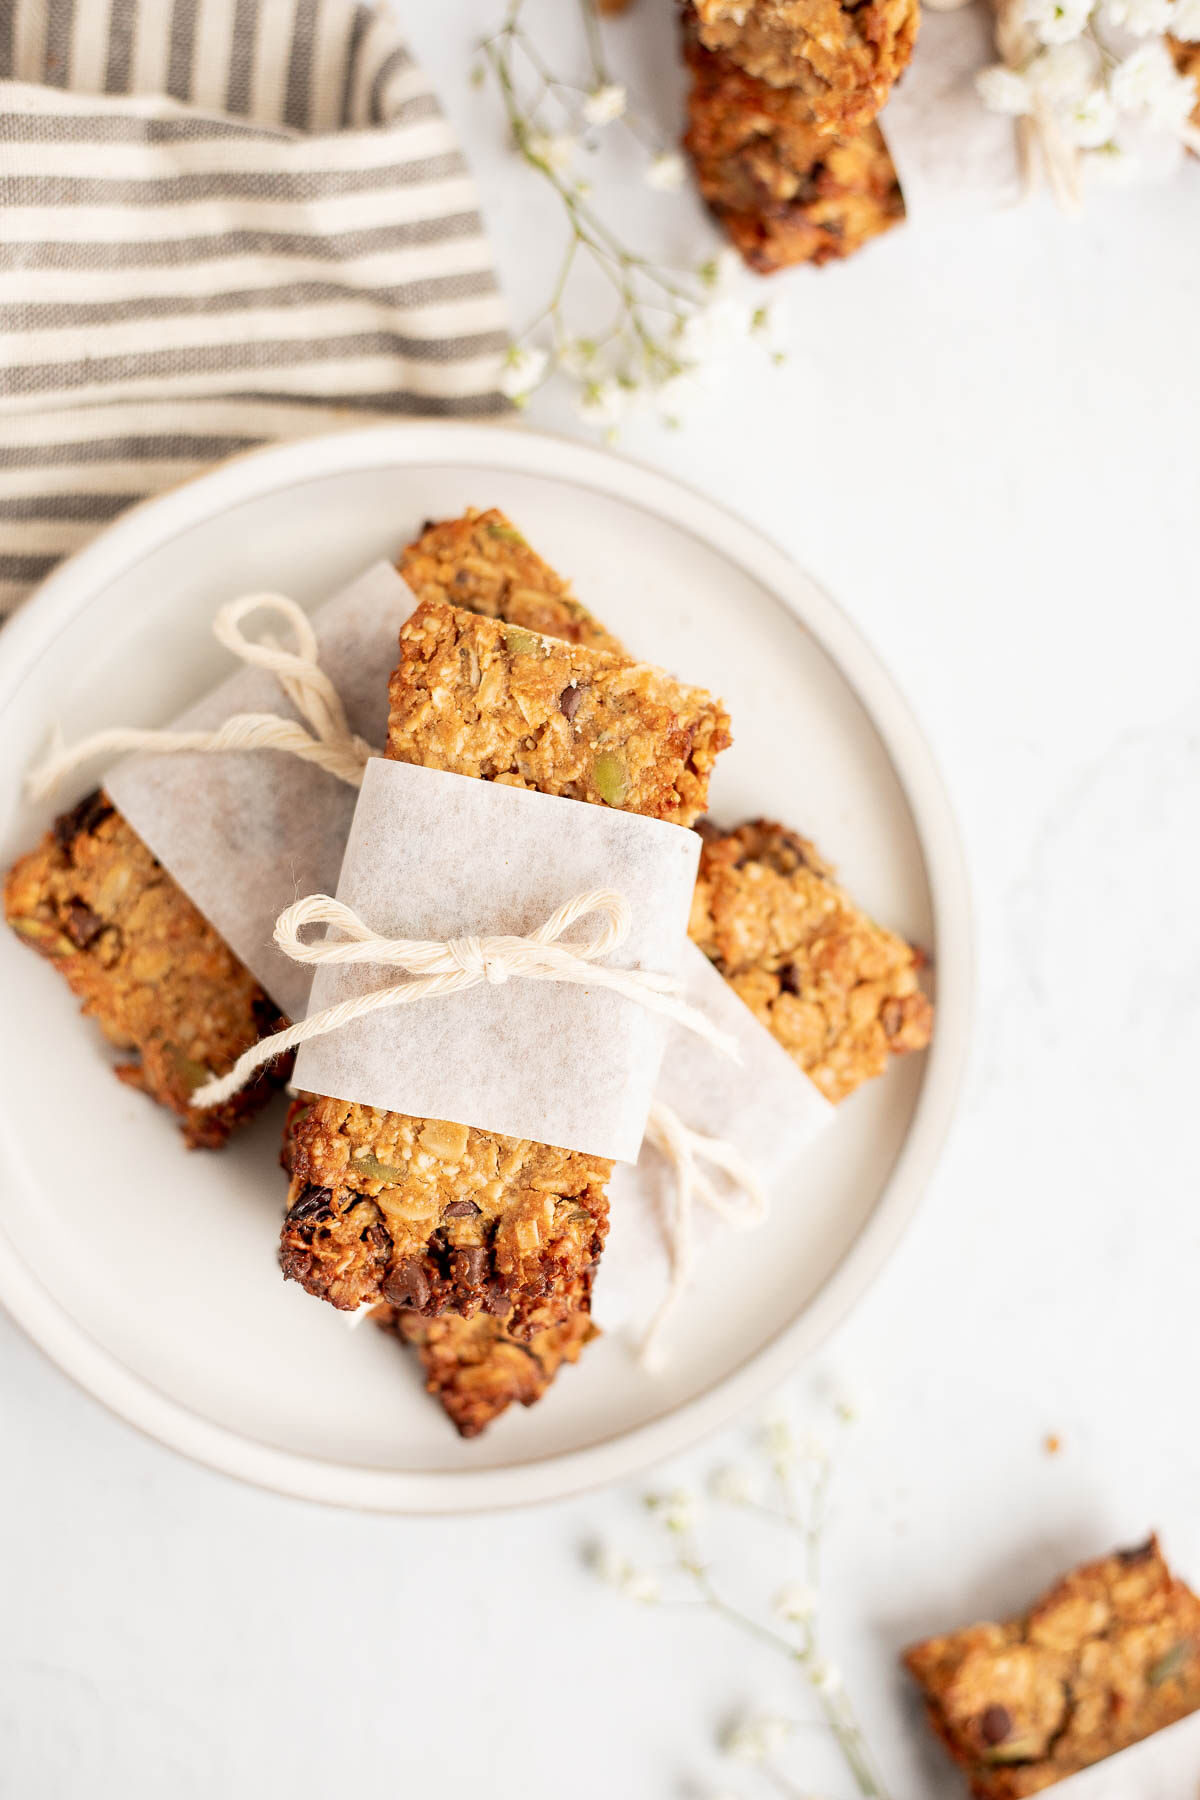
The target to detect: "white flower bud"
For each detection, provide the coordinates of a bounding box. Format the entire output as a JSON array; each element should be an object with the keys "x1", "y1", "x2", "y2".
[
  {"x1": 774, "y1": 1581, "x2": 818, "y2": 1623},
  {"x1": 710, "y1": 1463, "x2": 760, "y2": 1506},
  {"x1": 583, "y1": 83, "x2": 627, "y2": 125},
  {"x1": 498, "y1": 344, "x2": 549, "y2": 400},
  {"x1": 721, "y1": 1713, "x2": 791, "y2": 1762},
  {"x1": 645, "y1": 150, "x2": 687, "y2": 190},
  {"x1": 976, "y1": 65, "x2": 1035, "y2": 115},
  {"x1": 526, "y1": 131, "x2": 577, "y2": 173},
  {"x1": 809, "y1": 1659, "x2": 843, "y2": 1695}
]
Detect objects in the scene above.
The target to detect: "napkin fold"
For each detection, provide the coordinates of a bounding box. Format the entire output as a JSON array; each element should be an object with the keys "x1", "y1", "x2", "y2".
[{"x1": 0, "y1": 0, "x2": 509, "y2": 619}]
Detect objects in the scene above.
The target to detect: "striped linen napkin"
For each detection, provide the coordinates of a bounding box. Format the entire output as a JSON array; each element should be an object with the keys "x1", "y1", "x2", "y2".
[{"x1": 0, "y1": 0, "x2": 510, "y2": 619}]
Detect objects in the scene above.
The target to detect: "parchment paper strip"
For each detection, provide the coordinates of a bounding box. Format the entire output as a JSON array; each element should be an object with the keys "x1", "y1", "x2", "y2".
[
  {"x1": 884, "y1": 7, "x2": 1024, "y2": 221},
  {"x1": 594, "y1": 944, "x2": 835, "y2": 1333},
  {"x1": 293, "y1": 758, "x2": 703, "y2": 1163},
  {"x1": 107, "y1": 562, "x2": 415, "y2": 1020}
]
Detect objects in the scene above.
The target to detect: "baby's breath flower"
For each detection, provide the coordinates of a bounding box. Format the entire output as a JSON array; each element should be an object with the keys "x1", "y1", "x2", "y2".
[
  {"x1": 1021, "y1": 0, "x2": 1092, "y2": 43},
  {"x1": 697, "y1": 245, "x2": 742, "y2": 290},
  {"x1": 799, "y1": 1429, "x2": 829, "y2": 1464},
  {"x1": 589, "y1": 1542, "x2": 661, "y2": 1603},
  {"x1": 1111, "y1": 40, "x2": 1199, "y2": 127},
  {"x1": 1173, "y1": 0, "x2": 1200, "y2": 37},
  {"x1": 525, "y1": 130, "x2": 577, "y2": 173},
  {"x1": 774, "y1": 1581, "x2": 817, "y2": 1623},
  {"x1": 1101, "y1": 0, "x2": 1174, "y2": 32},
  {"x1": 645, "y1": 149, "x2": 687, "y2": 190},
  {"x1": 678, "y1": 296, "x2": 754, "y2": 361},
  {"x1": 498, "y1": 343, "x2": 549, "y2": 401},
  {"x1": 1088, "y1": 139, "x2": 1144, "y2": 180},
  {"x1": 623, "y1": 1568, "x2": 662, "y2": 1604},
  {"x1": 762, "y1": 1414, "x2": 797, "y2": 1471},
  {"x1": 809, "y1": 1658, "x2": 844, "y2": 1695},
  {"x1": 709, "y1": 1463, "x2": 761, "y2": 1506},
  {"x1": 556, "y1": 336, "x2": 597, "y2": 376},
  {"x1": 583, "y1": 82, "x2": 627, "y2": 125},
  {"x1": 646, "y1": 1487, "x2": 700, "y2": 1534},
  {"x1": 721, "y1": 1713, "x2": 791, "y2": 1763},
  {"x1": 976, "y1": 64, "x2": 1035, "y2": 114},
  {"x1": 576, "y1": 376, "x2": 630, "y2": 427},
  {"x1": 1061, "y1": 86, "x2": 1118, "y2": 144},
  {"x1": 749, "y1": 300, "x2": 788, "y2": 357},
  {"x1": 1028, "y1": 40, "x2": 1098, "y2": 100}
]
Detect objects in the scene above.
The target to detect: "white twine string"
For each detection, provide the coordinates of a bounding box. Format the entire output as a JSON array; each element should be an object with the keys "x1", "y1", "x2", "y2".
[
  {"x1": 637, "y1": 1099, "x2": 769, "y2": 1372},
  {"x1": 192, "y1": 886, "x2": 740, "y2": 1109},
  {"x1": 993, "y1": 0, "x2": 1084, "y2": 211},
  {"x1": 26, "y1": 593, "x2": 373, "y2": 801}
]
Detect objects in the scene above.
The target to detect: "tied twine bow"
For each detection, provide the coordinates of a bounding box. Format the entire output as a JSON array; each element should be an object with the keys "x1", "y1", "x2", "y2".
[
  {"x1": 27, "y1": 593, "x2": 372, "y2": 801},
  {"x1": 191, "y1": 880, "x2": 760, "y2": 1369},
  {"x1": 191, "y1": 886, "x2": 740, "y2": 1109}
]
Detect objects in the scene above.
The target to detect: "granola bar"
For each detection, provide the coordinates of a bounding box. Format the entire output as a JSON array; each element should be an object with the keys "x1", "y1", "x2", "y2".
[
  {"x1": 4, "y1": 790, "x2": 289, "y2": 1148},
  {"x1": 398, "y1": 509, "x2": 624, "y2": 654},
  {"x1": 904, "y1": 1536, "x2": 1200, "y2": 1797},
  {"x1": 683, "y1": 16, "x2": 905, "y2": 273},
  {"x1": 280, "y1": 599, "x2": 731, "y2": 1335},
  {"x1": 1169, "y1": 36, "x2": 1200, "y2": 135},
  {"x1": 280, "y1": 1095, "x2": 598, "y2": 1433},
  {"x1": 387, "y1": 599, "x2": 728, "y2": 823},
  {"x1": 690, "y1": 0, "x2": 918, "y2": 133},
  {"x1": 688, "y1": 819, "x2": 931, "y2": 1102},
  {"x1": 379, "y1": 1304, "x2": 597, "y2": 1438}
]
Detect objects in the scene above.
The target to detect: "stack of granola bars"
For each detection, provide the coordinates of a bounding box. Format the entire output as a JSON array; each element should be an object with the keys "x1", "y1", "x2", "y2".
[
  {"x1": 681, "y1": 0, "x2": 913, "y2": 271},
  {"x1": 4, "y1": 508, "x2": 932, "y2": 1438}
]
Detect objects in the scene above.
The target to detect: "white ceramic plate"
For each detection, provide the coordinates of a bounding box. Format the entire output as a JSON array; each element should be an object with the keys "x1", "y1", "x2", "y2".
[{"x1": 0, "y1": 423, "x2": 971, "y2": 1512}]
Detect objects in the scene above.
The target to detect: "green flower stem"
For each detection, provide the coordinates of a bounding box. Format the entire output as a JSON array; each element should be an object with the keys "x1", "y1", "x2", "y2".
[
  {"x1": 480, "y1": 2, "x2": 703, "y2": 390},
  {"x1": 679, "y1": 1542, "x2": 891, "y2": 1800},
  {"x1": 579, "y1": 0, "x2": 609, "y2": 88}
]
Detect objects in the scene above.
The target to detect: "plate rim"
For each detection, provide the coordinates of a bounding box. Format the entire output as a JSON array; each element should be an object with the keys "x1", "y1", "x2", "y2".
[{"x1": 0, "y1": 420, "x2": 974, "y2": 1514}]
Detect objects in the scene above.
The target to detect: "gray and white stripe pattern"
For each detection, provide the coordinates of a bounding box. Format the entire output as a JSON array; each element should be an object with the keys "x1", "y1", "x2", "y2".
[{"x1": 0, "y1": 0, "x2": 510, "y2": 616}]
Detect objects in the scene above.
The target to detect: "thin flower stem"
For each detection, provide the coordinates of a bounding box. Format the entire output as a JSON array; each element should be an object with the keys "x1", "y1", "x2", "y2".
[
  {"x1": 679, "y1": 1509, "x2": 891, "y2": 1800},
  {"x1": 482, "y1": 18, "x2": 700, "y2": 309},
  {"x1": 521, "y1": 232, "x2": 580, "y2": 338},
  {"x1": 479, "y1": 0, "x2": 781, "y2": 425},
  {"x1": 683, "y1": 1557, "x2": 807, "y2": 1661},
  {"x1": 579, "y1": 0, "x2": 609, "y2": 87}
]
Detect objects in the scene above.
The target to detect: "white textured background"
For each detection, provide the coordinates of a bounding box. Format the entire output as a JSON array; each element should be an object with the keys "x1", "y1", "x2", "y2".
[{"x1": 4, "y1": 3, "x2": 1200, "y2": 1797}]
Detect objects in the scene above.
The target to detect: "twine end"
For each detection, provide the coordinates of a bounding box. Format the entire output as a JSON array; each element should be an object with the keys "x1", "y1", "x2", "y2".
[{"x1": 25, "y1": 724, "x2": 67, "y2": 803}]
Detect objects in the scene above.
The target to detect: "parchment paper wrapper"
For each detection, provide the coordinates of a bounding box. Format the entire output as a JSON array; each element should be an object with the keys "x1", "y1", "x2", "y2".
[
  {"x1": 108, "y1": 562, "x2": 414, "y2": 1021},
  {"x1": 884, "y1": 5, "x2": 1023, "y2": 221},
  {"x1": 594, "y1": 943, "x2": 835, "y2": 1334},
  {"x1": 292, "y1": 758, "x2": 701, "y2": 1163}
]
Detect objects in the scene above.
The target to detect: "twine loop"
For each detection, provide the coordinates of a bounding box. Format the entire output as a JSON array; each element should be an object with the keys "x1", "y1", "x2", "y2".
[
  {"x1": 638, "y1": 1099, "x2": 769, "y2": 1371},
  {"x1": 27, "y1": 592, "x2": 373, "y2": 801}
]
